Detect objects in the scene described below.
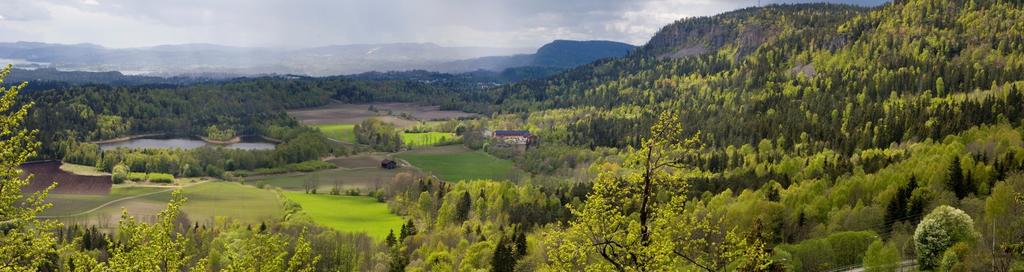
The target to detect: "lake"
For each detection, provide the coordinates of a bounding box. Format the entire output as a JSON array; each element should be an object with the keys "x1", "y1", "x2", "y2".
[{"x1": 99, "y1": 136, "x2": 276, "y2": 151}]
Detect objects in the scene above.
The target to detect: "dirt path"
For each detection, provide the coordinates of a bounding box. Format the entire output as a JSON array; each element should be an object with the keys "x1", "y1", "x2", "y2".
[{"x1": 37, "y1": 181, "x2": 209, "y2": 219}]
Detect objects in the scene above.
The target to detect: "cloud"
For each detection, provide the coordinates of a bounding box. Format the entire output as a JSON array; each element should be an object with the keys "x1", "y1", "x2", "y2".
[
  {"x1": 0, "y1": 0, "x2": 53, "y2": 21},
  {"x1": 0, "y1": 0, "x2": 889, "y2": 48}
]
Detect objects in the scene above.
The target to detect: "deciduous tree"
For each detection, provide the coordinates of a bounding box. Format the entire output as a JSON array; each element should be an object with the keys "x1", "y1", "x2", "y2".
[
  {"x1": 547, "y1": 111, "x2": 769, "y2": 271},
  {"x1": 0, "y1": 64, "x2": 60, "y2": 271}
]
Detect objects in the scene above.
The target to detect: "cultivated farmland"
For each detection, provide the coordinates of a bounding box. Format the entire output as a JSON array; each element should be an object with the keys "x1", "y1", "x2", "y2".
[
  {"x1": 21, "y1": 161, "x2": 112, "y2": 195},
  {"x1": 395, "y1": 145, "x2": 515, "y2": 181},
  {"x1": 287, "y1": 102, "x2": 477, "y2": 127},
  {"x1": 401, "y1": 132, "x2": 459, "y2": 147},
  {"x1": 51, "y1": 182, "x2": 283, "y2": 228},
  {"x1": 313, "y1": 124, "x2": 357, "y2": 142},
  {"x1": 249, "y1": 167, "x2": 416, "y2": 193}
]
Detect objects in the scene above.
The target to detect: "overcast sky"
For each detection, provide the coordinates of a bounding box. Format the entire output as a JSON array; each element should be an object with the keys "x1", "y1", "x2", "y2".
[{"x1": 0, "y1": 0, "x2": 888, "y2": 49}]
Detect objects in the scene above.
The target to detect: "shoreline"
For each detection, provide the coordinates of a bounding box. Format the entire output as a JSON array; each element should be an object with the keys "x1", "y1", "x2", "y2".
[
  {"x1": 88, "y1": 133, "x2": 166, "y2": 145},
  {"x1": 198, "y1": 135, "x2": 242, "y2": 145},
  {"x1": 258, "y1": 135, "x2": 284, "y2": 144},
  {"x1": 198, "y1": 134, "x2": 283, "y2": 145}
]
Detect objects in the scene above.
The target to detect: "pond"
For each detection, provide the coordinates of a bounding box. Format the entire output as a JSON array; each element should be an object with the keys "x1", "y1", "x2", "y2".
[{"x1": 99, "y1": 136, "x2": 276, "y2": 151}]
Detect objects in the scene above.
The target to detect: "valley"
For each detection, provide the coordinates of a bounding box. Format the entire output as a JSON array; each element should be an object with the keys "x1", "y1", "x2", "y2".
[{"x1": 2, "y1": 1, "x2": 1024, "y2": 271}]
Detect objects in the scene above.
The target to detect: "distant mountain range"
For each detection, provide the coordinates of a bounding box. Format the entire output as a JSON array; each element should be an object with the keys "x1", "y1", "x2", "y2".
[
  {"x1": 0, "y1": 40, "x2": 634, "y2": 77},
  {"x1": 434, "y1": 40, "x2": 635, "y2": 73}
]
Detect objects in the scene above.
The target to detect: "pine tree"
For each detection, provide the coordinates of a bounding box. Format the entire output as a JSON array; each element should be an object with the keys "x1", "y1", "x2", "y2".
[
  {"x1": 884, "y1": 176, "x2": 918, "y2": 234},
  {"x1": 387, "y1": 246, "x2": 409, "y2": 272},
  {"x1": 514, "y1": 231, "x2": 528, "y2": 258},
  {"x1": 948, "y1": 156, "x2": 970, "y2": 199},
  {"x1": 386, "y1": 230, "x2": 397, "y2": 248},
  {"x1": 400, "y1": 219, "x2": 417, "y2": 240},
  {"x1": 455, "y1": 191, "x2": 472, "y2": 222},
  {"x1": 492, "y1": 236, "x2": 516, "y2": 272}
]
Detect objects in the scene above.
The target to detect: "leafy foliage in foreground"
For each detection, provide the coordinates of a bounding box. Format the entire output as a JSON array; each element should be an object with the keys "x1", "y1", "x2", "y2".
[
  {"x1": 0, "y1": 64, "x2": 60, "y2": 270},
  {"x1": 548, "y1": 112, "x2": 770, "y2": 271}
]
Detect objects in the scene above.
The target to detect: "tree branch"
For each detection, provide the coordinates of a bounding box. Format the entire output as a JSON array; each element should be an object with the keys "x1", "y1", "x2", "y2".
[
  {"x1": 673, "y1": 250, "x2": 716, "y2": 272},
  {"x1": 597, "y1": 242, "x2": 627, "y2": 272}
]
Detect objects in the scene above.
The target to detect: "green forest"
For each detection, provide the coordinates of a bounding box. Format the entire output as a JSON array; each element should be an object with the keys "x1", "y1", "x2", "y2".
[{"x1": 3, "y1": 0, "x2": 1024, "y2": 271}]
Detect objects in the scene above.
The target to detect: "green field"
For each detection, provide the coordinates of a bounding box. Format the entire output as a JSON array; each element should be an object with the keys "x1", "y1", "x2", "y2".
[
  {"x1": 401, "y1": 132, "x2": 458, "y2": 147},
  {"x1": 59, "y1": 162, "x2": 109, "y2": 176},
  {"x1": 312, "y1": 124, "x2": 356, "y2": 142},
  {"x1": 249, "y1": 167, "x2": 417, "y2": 192},
  {"x1": 50, "y1": 182, "x2": 283, "y2": 227},
  {"x1": 396, "y1": 146, "x2": 515, "y2": 181},
  {"x1": 149, "y1": 182, "x2": 283, "y2": 224},
  {"x1": 283, "y1": 192, "x2": 403, "y2": 239},
  {"x1": 43, "y1": 186, "x2": 166, "y2": 216}
]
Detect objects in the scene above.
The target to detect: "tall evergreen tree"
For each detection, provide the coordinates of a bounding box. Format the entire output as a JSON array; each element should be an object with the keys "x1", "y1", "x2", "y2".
[
  {"x1": 514, "y1": 231, "x2": 528, "y2": 258},
  {"x1": 400, "y1": 219, "x2": 417, "y2": 240},
  {"x1": 948, "y1": 156, "x2": 972, "y2": 199},
  {"x1": 492, "y1": 236, "x2": 517, "y2": 272},
  {"x1": 884, "y1": 176, "x2": 918, "y2": 234},
  {"x1": 455, "y1": 191, "x2": 472, "y2": 222},
  {"x1": 386, "y1": 230, "x2": 397, "y2": 248}
]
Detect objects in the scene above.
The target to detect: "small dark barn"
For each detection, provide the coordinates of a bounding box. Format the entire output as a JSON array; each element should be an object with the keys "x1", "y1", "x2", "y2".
[{"x1": 381, "y1": 159, "x2": 398, "y2": 169}]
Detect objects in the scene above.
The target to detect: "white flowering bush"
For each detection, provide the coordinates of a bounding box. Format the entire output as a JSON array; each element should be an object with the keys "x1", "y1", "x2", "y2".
[{"x1": 913, "y1": 205, "x2": 979, "y2": 270}]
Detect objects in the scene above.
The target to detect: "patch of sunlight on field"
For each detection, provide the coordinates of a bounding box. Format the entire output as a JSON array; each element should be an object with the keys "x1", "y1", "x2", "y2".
[{"x1": 284, "y1": 192, "x2": 404, "y2": 239}]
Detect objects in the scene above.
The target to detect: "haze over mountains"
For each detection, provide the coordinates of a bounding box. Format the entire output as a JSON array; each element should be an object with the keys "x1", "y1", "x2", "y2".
[{"x1": 0, "y1": 40, "x2": 634, "y2": 77}]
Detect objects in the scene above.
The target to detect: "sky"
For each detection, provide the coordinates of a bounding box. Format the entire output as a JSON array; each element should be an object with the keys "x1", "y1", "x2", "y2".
[{"x1": 0, "y1": 0, "x2": 888, "y2": 49}]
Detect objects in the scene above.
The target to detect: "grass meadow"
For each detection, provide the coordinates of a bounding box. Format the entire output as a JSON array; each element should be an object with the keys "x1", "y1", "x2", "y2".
[
  {"x1": 283, "y1": 192, "x2": 404, "y2": 239},
  {"x1": 51, "y1": 182, "x2": 283, "y2": 228},
  {"x1": 248, "y1": 167, "x2": 416, "y2": 193},
  {"x1": 401, "y1": 132, "x2": 459, "y2": 147},
  {"x1": 396, "y1": 145, "x2": 515, "y2": 181},
  {"x1": 312, "y1": 124, "x2": 356, "y2": 143}
]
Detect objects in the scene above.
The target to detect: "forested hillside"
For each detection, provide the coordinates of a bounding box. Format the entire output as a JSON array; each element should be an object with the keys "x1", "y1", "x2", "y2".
[
  {"x1": 483, "y1": 2, "x2": 1024, "y2": 155},
  {"x1": 449, "y1": 1, "x2": 1024, "y2": 270},
  {"x1": 23, "y1": 75, "x2": 464, "y2": 158}
]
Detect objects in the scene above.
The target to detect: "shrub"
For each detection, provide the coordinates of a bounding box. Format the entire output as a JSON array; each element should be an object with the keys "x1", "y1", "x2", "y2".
[
  {"x1": 775, "y1": 231, "x2": 879, "y2": 271},
  {"x1": 127, "y1": 172, "x2": 147, "y2": 182},
  {"x1": 939, "y1": 242, "x2": 972, "y2": 271},
  {"x1": 862, "y1": 240, "x2": 899, "y2": 272},
  {"x1": 914, "y1": 205, "x2": 980, "y2": 270},
  {"x1": 111, "y1": 163, "x2": 129, "y2": 184},
  {"x1": 825, "y1": 231, "x2": 878, "y2": 267},
  {"x1": 205, "y1": 165, "x2": 225, "y2": 178},
  {"x1": 776, "y1": 238, "x2": 835, "y2": 271},
  {"x1": 181, "y1": 163, "x2": 203, "y2": 177},
  {"x1": 147, "y1": 173, "x2": 175, "y2": 183}
]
